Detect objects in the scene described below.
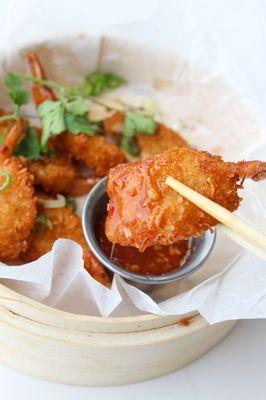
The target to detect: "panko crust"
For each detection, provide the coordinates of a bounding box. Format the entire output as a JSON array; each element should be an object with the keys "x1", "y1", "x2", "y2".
[
  {"x1": 0, "y1": 157, "x2": 37, "y2": 261},
  {"x1": 62, "y1": 133, "x2": 126, "y2": 177},
  {"x1": 28, "y1": 156, "x2": 78, "y2": 194},
  {"x1": 28, "y1": 156, "x2": 98, "y2": 196},
  {"x1": 21, "y1": 205, "x2": 111, "y2": 286},
  {"x1": 106, "y1": 147, "x2": 244, "y2": 251}
]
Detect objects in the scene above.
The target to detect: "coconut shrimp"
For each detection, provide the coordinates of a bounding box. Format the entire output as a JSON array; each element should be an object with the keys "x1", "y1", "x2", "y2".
[
  {"x1": 28, "y1": 156, "x2": 99, "y2": 196},
  {"x1": 106, "y1": 147, "x2": 266, "y2": 251},
  {"x1": 21, "y1": 200, "x2": 111, "y2": 286},
  {"x1": 28, "y1": 52, "x2": 126, "y2": 176},
  {"x1": 61, "y1": 133, "x2": 126, "y2": 176},
  {"x1": 0, "y1": 120, "x2": 37, "y2": 261},
  {"x1": 103, "y1": 112, "x2": 189, "y2": 159}
]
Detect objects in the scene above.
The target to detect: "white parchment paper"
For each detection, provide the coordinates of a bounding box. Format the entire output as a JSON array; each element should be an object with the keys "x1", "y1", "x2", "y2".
[{"x1": 0, "y1": 0, "x2": 265, "y2": 323}]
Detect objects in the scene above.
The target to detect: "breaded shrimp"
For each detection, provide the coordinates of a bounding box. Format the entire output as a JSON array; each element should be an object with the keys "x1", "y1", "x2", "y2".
[
  {"x1": 21, "y1": 202, "x2": 111, "y2": 286},
  {"x1": 0, "y1": 118, "x2": 26, "y2": 156},
  {"x1": 61, "y1": 133, "x2": 126, "y2": 176},
  {"x1": 103, "y1": 112, "x2": 189, "y2": 158},
  {"x1": 28, "y1": 52, "x2": 126, "y2": 176},
  {"x1": 106, "y1": 147, "x2": 266, "y2": 251},
  {"x1": 28, "y1": 156, "x2": 99, "y2": 195},
  {"x1": 0, "y1": 120, "x2": 37, "y2": 261}
]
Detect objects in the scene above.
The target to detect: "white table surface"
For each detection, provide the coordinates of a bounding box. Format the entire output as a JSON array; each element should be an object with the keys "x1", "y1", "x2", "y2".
[{"x1": 1, "y1": 1, "x2": 266, "y2": 399}]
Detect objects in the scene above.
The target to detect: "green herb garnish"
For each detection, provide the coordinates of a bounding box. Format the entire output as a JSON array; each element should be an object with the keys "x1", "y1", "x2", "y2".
[
  {"x1": 120, "y1": 112, "x2": 157, "y2": 155},
  {"x1": 34, "y1": 214, "x2": 52, "y2": 234},
  {"x1": 119, "y1": 136, "x2": 140, "y2": 156},
  {"x1": 0, "y1": 170, "x2": 12, "y2": 192},
  {"x1": 83, "y1": 71, "x2": 126, "y2": 96},
  {"x1": 38, "y1": 100, "x2": 65, "y2": 148},
  {"x1": 66, "y1": 198, "x2": 77, "y2": 213},
  {"x1": 4, "y1": 74, "x2": 30, "y2": 117},
  {"x1": 65, "y1": 98, "x2": 90, "y2": 115},
  {"x1": 65, "y1": 113, "x2": 97, "y2": 136},
  {"x1": 14, "y1": 127, "x2": 41, "y2": 160},
  {"x1": 0, "y1": 134, "x2": 7, "y2": 145},
  {"x1": 1, "y1": 70, "x2": 157, "y2": 156},
  {"x1": 122, "y1": 112, "x2": 157, "y2": 138},
  {"x1": 0, "y1": 74, "x2": 30, "y2": 122}
]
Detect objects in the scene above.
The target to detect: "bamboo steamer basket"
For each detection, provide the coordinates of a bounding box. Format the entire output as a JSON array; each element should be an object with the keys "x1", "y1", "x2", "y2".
[
  {"x1": 0, "y1": 284, "x2": 236, "y2": 385},
  {"x1": 0, "y1": 35, "x2": 258, "y2": 385}
]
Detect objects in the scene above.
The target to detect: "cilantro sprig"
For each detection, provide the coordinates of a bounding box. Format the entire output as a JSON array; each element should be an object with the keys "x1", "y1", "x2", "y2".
[
  {"x1": 0, "y1": 69, "x2": 157, "y2": 156},
  {"x1": 34, "y1": 213, "x2": 52, "y2": 234},
  {"x1": 120, "y1": 112, "x2": 157, "y2": 156},
  {"x1": 83, "y1": 71, "x2": 126, "y2": 96},
  {"x1": 4, "y1": 74, "x2": 30, "y2": 116},
  {"x1": 66, "y1": 197, "x2": 77, "y2": 213},
  {"x1": 14, "y1": 127, "x2": 42, "y2": 160},
  {"x1": 0, "y1": 74, "x2": 31, "y2": 122}
]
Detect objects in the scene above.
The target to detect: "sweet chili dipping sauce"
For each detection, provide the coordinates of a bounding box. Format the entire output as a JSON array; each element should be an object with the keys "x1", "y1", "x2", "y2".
[{"x1": 96, "y1": 213, "x2": 192, "y2": 276}]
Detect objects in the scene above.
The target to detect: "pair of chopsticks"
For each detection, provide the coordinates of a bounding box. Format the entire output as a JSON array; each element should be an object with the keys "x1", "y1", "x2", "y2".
[{"x1": 165, "y1": 176, "x2": 266, "y2": 261}]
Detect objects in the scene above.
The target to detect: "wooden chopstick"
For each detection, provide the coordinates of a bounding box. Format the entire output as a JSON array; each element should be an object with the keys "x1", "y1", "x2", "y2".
[
  {"x1": 165, "y1": 176, "x2": 266, "y2": 261},
  {"x1": 217, "y1": 225, "x2": 266, "y2": 260}
]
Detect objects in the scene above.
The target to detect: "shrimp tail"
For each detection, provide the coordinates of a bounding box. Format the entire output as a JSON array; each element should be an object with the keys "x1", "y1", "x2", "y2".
[
  {"x1": 27, "y1": 52, "x2": 57, "y2": 105},
  {"x1": 0, "y1": 120, "x2": 26, "y2": 159},
  {"x1": 235, "y1": 161, "x2": 266, "y2": 182}
]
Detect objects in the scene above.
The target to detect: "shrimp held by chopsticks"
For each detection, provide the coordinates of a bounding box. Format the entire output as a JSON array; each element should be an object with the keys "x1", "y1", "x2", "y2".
[
  {"x1": 105, "y1": 147, "x2": 266, "y2": 251},
  {"x1": 0, "y1": 120, "x2": 37, "y2": 261}
]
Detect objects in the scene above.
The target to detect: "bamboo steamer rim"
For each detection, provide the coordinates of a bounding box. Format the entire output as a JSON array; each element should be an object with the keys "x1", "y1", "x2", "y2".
[
  {"x1": 0, "y1": 282, "x2": 196, "y2": 333},
  {"x1": 0, "y1": 282, "x2": 151, "y2": 322},
  {"x1": 0, "y1": 303, "x2": 208, "y2": 347}
]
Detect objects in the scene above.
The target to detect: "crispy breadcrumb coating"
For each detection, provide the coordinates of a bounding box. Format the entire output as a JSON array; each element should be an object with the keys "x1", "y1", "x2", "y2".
[
  {"x1": 28, "y1": 156, "x2": 98, "y2": 195},
  {"x1": 21, "y1": 204, "x2": 111, "y2": 286},
  {"x1": 106, "y1": 147, "x2": 266, "y2": 251},
  {"x1": 61, "y1": 133, "x2": 126, "y2": 176},
  {"x1": 0, "y1": 121, "x2": 37, "y2": 261}
]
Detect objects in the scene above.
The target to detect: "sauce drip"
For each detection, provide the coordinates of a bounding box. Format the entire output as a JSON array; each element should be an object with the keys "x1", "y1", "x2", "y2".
[{"x1": 96, "y1": 213, "x2": 192, "y2": 276}]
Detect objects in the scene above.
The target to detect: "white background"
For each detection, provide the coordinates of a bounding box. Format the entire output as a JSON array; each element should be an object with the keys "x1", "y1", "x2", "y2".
[{"x1": 1, "y1": 1, "x2": 266, "y2": 399}]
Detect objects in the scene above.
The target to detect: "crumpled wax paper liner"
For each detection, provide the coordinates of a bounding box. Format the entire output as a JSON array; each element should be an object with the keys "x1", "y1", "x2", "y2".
[{"x1": 0, "y1": 4, "x2": 265, "y2": 322}]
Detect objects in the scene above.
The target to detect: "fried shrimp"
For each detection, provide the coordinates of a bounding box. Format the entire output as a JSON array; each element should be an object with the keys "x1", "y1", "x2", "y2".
[
  {"x1": 0, "y1": 118, "x2": 26, "y2": 156},
  {"x1": 103, "y1": 112, "x2": 189, "y2": 158},
  {"x1": 28, "y1": 156, "x2": 98, "y2": 195},
  {"x1": 106, "y1": 147, "x2": 266, "y2": 251},
  {"x1": 61, "y1": 133, "x2": 126, "y2": 176},
  {"x1": 21, "y1": 202, "x2": 111, "y2": 286},
  {"x1": 0, "y1": 121, "x2": 37, "y2": 261},
  {"x1": 28, "y1": 52, "x2": 126, "y2": 176}
]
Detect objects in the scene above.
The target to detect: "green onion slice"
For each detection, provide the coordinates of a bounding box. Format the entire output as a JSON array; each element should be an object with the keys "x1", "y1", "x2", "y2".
[
  {"x1": 37, "y1": 194, "x2": 66, "y2": 208},
  {"x1": 0, "y1": 171, "x2": 12, "y2": 192},
  {"x1": 35, "y1": 214, "x2": 52, "y2": 230}
]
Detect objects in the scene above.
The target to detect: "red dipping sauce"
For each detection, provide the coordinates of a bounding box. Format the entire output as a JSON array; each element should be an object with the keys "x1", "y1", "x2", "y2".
[{"x1": 96, "y1": 213, "x2": 192, "y2": 276}]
